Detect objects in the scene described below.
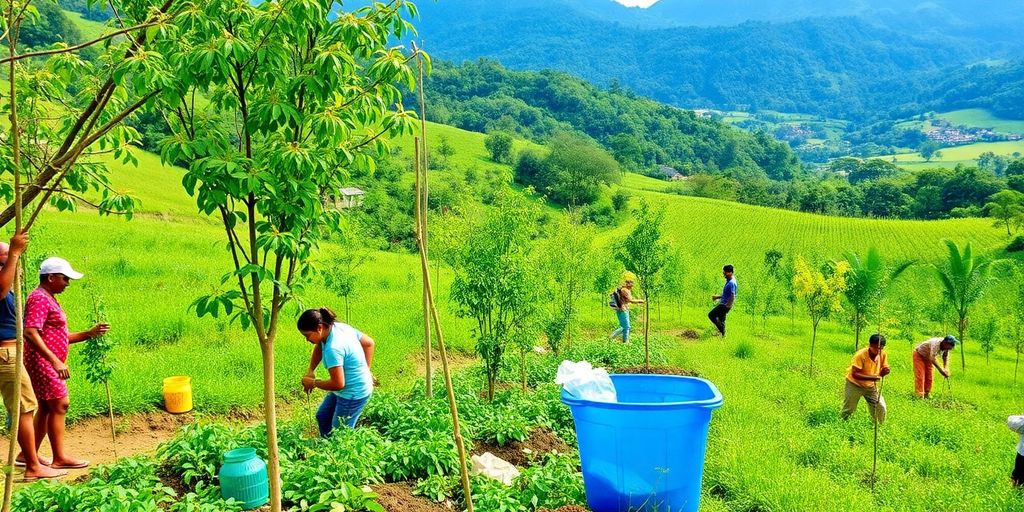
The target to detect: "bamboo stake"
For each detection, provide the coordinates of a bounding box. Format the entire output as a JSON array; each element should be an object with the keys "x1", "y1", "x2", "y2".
[
  {"x1": 414, "y1": 176, "x2": 472, "y2": 511},
  {"x1": 871, "y1": 377, "x2": 883, "y2": 492},
  {"x1": 3, "y1": 6, "x2": 24, "y2": 507},
  {"x1": 416, "y1": 50, "x2": 433, "y2": 399},
  {"x1": 104, "y1": 383, "x2": 118, "y2": 459},
  {"x1": 415, "y1": 138, "x2": 433, "y2": 398}
]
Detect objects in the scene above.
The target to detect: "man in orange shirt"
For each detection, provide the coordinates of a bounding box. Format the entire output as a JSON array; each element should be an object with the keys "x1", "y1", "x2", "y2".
[{"x1": 841, "y1": 333, "x2": 890, "y2": 424}]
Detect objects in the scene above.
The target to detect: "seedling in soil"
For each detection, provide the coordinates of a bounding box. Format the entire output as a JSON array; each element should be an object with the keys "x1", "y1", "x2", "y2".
[{"x1": 83, "y1": 296, "x2": 117, "y2": 458}]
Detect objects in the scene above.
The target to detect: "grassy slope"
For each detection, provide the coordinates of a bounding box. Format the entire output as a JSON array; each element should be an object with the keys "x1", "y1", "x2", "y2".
[
  {"x1": 63, "y1": 9, "x2": 106, "y2": 41},
  {"x1": 884, "y1": 140, "x2": 1024, "y2": 171},
  {"x1": 22, "y1": 119, "x2": 1024, "y2": 510},
  {"x1": 938, "y1": 108, "x2": 1024, "y2": 135}
]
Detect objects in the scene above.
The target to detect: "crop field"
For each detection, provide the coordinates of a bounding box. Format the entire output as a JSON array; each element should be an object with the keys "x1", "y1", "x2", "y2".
[
  {"x1": 936, "y1": 109, "x2": 1024, "y2": 135},
  {"x1": 6, "y1": 123, "x2": 1024, "y2": 511},
  {"x1": 883, "y1": 140, "x2": 1024, "y2": 171}
]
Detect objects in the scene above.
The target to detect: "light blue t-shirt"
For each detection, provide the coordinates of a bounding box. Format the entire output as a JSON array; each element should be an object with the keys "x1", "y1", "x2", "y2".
[
  {"x1": 720, "y1": 278, "x2": 737, "y2": 306},
  {"x1": 321, "y1": 322, "x2": 373, "y2": 400}
]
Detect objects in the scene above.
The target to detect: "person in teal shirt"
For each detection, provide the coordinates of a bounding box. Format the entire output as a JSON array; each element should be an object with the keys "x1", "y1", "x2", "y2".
[{"x1": 298, "y1": 308, "x2": 376, "y2": 437}]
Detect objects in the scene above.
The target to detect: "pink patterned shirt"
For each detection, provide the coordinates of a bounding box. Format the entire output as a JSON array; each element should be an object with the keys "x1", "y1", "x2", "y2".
[{"x1": 24, "y1": 287, "x2": 70, "y2": 400}]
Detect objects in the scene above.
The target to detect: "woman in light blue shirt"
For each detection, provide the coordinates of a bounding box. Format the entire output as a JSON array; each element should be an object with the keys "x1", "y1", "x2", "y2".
[{"x1": 298, "y1": 308, "x2": 375, "y2": 437}]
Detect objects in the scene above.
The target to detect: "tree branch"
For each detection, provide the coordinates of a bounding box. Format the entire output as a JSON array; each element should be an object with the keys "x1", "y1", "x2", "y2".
[{"x1": 0, "y1": 21, "x2": 161, "y2": 65}]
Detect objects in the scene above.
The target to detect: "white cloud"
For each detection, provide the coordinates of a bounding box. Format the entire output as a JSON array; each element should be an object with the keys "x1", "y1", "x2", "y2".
[{"x1": 615, "y1": 0, "x2": 659, "y2": 7}]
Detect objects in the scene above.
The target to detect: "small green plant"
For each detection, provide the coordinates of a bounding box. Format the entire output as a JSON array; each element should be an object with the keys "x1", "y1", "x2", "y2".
[
  {"x1": 414, "y1": 474, "x2": 458, "y2": 503},
  {"x1": 515, "y1": 452, "x2": 586, "y2": 510},
  {"x1": 82, "y1": 296, "x2": 116, "y2": 457},
  {"x1": 733, "y1": 341, "x2": 754, "y2": 360}
]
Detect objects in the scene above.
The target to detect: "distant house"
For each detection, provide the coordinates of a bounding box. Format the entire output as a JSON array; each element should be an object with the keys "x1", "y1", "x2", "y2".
[
  {"x1": 656, "y1": 165, "x2": 686, "y2": 181},
  {"x1": 327, "y1": 186, "x2": 365, "y2": 209}
]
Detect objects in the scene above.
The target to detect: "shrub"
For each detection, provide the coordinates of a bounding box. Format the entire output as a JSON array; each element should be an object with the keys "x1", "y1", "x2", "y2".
[
  {"x1": 733, "y1": 341, "x2": 754, "y2": 359},
  {"x1": 1007, "y1": 235, "x2": 1024, "y2": 252}
]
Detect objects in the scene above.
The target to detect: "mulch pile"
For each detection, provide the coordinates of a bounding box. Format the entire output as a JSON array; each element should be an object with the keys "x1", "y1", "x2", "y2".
[
  {"x1": 538, "y1": 506, "x2": 591, "y2": 512},
  {"x1": 472, "y1": 428, "x2": 571, "y2": 467},
  {"x1": 678, "y1": 329, "x2": 701, "y2": 339},
  {"x1": 613, "y1": 365, "x2": 699, "y2": 377},
  {"x1": 373, "y1": 482, "x2": 454, "y2": 512}
]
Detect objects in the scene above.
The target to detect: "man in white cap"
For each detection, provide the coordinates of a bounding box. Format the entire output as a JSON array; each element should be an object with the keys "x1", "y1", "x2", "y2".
[
  {"x1": 0, "y1": 234, "x2": 65, "y2": 480},
  {"x1": 24, "y1": 256, "x2": 108, "y2": 470}
]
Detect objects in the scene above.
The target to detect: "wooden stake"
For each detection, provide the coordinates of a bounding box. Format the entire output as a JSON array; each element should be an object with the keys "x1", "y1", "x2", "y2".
[
  {"x1": 415, "y1": 138, "x2": 433, "y2": 398},
  {"x1": 3, "y1": 7, "x2": 25, "y2": 507},
  {"x1": 415, "y1": 181, "x2": 473, "y2": 512},
  {"x1": 105, "y1": 382, "x2": 118, "y2": 460},
  {"x1": 416, "y1": 51, "x2": 433, "y2": 399}
]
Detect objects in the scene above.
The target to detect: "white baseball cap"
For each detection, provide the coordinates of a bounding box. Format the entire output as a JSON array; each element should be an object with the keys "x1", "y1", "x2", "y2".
[{"x1": 39, "y1": 257, "x2": 84, "y2": 280}]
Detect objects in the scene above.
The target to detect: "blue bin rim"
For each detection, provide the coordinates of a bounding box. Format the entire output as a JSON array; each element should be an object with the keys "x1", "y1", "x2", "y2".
[{"x1": 560, "y1": 374, "x2": 723, "y2": 410}]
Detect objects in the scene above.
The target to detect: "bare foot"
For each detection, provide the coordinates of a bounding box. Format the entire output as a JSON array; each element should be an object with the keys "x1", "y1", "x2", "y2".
[
  {"x1": 22, "y1": 465, "x2": 67, "y2": 481},
  {"x1": 50, "y1": 457, "x2": 89, "y2": 469}
]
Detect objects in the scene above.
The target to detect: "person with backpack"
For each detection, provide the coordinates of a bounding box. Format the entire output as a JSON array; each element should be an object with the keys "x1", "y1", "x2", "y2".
[{"x1": 609, "y1": 277, "x2": 644, "y2": 344}]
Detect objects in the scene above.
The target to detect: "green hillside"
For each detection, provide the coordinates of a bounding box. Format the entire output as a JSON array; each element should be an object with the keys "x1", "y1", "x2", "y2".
[
  {"x1": 885, "y1": 140, "x2": 1024, "y2": 170},
  {"x1": 938, "y1": 108, "x2": 1024, "y2": 135}
]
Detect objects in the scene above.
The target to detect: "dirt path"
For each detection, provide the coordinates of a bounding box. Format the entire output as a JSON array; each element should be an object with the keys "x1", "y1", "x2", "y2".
[{"x1": 1, "y1": 411, "x2": 200, "y2": 482}]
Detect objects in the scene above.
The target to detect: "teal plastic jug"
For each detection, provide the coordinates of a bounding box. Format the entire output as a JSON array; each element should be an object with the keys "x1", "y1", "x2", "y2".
[{"x1": 218, "y1": 447, "x2": 269, "y2": 509}]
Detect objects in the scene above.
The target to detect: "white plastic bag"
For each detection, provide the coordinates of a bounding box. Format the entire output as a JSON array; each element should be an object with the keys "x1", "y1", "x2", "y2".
[
  {"x1": 470, "y1": 452, "x2": 520, "y2": 485},
  {"x1": 556, "y1": 360, "x2": 617, "y2": 402}
]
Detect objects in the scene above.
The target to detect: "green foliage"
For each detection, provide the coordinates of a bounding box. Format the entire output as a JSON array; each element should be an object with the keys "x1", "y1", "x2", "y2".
[
  {"x1": 537, "y1": 213, "x2": 597, "y2": 353},
  {"x1": 414, "y1": 474, "x2": 458, "y2": 503},
  {"x1": 1007, "y1": 236, "x2": 1024, "y2": 252},
  {"x1": 467, "y1": 477, "x2": 527, "y2": 512},
  {"x1": 932, "y1": 240, "x2": 996, "y2": 371},
  {"x1": 19, "y1": 0, "x2": 82, "y2": 48},
  {"x1": 985, "y1": 189, "x2": 1024, "y2": 235},
  {"x1": 970, "y1": 305, "x2": 1000, "y2": 366},
  {"x1": 843, "y1": 247, "x2": 913, "y2": 349},
  {"x1": 617, "y1": 202, "x2": 669, "y2": 364},
  {"x1": 528, "y1": 133, "x2": 621, "y2": 206},
  {"x1": 484, "y1": 132, "x2": 515, "y2": 164},
  {"x1": 792, "y1": 256, "x2": 850, "y2": 374},
  {"x1": 450, "y1": 195, "x2": 542, "y2": 399},
  {"x1": 732, "y1": 341, "x2": 754, "y2": 359},
  {"x1": 12, "y1": 457, "x2": 179, "y2": 512},
  {"x1": 515, "y1": 452, "x2": 586, "y2": 510},
  {"x1": 82, "y1": 296, "x2": 114, "y2": 385}
]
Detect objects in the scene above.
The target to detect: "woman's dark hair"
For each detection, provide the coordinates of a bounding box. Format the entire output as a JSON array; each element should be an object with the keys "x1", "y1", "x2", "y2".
[{"x1": 297, "y1": 308, "x2": 337, "y2": 331}]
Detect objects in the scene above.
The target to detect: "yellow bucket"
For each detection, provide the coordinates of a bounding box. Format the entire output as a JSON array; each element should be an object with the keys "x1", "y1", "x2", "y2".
[{"x1": 163, "y1": 376, "x2": 193, "y2": 413}]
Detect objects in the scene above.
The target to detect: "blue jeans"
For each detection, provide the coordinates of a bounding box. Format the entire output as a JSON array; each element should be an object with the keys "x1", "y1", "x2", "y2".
[
  {"x1": 316, "y1": 393, "x2": 370, "y2": 437},
  {"x1": 610, "y1": 310, "x2": 630, "y2": 343}
]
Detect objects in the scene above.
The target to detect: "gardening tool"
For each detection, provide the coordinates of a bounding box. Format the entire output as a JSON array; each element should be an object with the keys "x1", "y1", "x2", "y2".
[
  {"x1": 304, "y1": 391, "x2": 316, "y2": 438},
  {"x1": 872, "y1": 376, "x2": 884, "y2": 492}
]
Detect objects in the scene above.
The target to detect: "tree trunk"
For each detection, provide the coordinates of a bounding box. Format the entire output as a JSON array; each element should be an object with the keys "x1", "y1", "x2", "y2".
[
  {"x1": 644, "y1": 294, "x2": 651, "y2": 369},
  {"x1": 809, "y1": 322, "x2": 817, "y2": 377},
  {"x1": 105, "y1": 382, "x2": 118, "y2": 459},
  {"x1": 854, "y1": 313, "x2": 861, "y2": 351},
  {"x1": 260, "y1": 339, "x2": 282, "y2": 512},
  {"x1": 958, "y1": 317, "x2": 967, "y2": 372}
]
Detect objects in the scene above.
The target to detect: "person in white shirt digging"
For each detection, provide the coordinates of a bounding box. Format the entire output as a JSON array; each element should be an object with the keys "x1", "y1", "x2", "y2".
[{"x1": 1009, "y1": 412, "x2": 1024, "y2": 487}]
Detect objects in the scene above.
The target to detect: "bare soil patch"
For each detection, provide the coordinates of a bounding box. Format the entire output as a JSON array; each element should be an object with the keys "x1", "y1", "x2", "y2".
[
  {"x1": 472, "y1": 428, "x2": 571, "y2": 468},
  {"x1": 373, "y1": 482, "x2": 454, "y2": 512}
]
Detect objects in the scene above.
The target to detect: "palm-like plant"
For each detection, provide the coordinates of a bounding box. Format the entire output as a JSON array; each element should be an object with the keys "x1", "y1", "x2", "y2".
[
  {"x1": 844, "y1": 247, "x2": 914, "y2": 350},
  {"x1": 932, "y1": 240, "x2": 994, "y2": 372}
]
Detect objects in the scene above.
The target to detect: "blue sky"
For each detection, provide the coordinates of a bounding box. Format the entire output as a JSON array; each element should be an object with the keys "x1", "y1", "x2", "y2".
[{"x1": 615, "y1": 0, "x2": 658, "y2": 7}]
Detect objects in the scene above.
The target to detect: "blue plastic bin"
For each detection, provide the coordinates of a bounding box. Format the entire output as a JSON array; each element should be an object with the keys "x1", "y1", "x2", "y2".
[{"x1": 561, "y1": 374, "x2": 723, "y2": 512}]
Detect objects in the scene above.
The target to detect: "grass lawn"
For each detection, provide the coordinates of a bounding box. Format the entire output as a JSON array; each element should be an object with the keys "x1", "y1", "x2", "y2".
[{"x1": 937, "y1": 108, "x2": 1024, "y2": 135}]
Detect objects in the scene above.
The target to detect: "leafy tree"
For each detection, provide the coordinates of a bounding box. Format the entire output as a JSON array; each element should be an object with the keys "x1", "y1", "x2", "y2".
[
  {"x1": 592, "y1": 253, "x2": 623, "y2": 312},
  {"x1": 514, "y1": 150, "x2": 550, "y2": 187},
  {"x1": 19, "y1": 0, "x2": 82, "y2": 48},
  {"x1": 985, "y1": 189, "x2": 1024, "y2": 236},
  {"x1": 919, "y1": 140, "x2": 942, "y2": 162},
  {"x1": 435, "y1": 135, "x2": 455, "y2": 169},
  {"x1": 843, "y1": 247, "x2": 913, "y2": 350},
  {"x1": 537, "y1": 212, "x2": 597, "y2": 354},
  {"x1": 792, "y1": 257, "x2": 850, "y2": 376},
  {"x1": 484, "y1": 131, "x2": 514, "y2": 164},
  {"x1": 450, "y1": 195, "x2": 540, "y2": 400},
  {"x1": 323, "y1": 222, "x2": 376, "y2": 323},
  {"x1": 932, "y1": 240, "x2": 995, "y2": 372},
  {"x1": 540, "y1": 133, "x2": 620, "y2": 206},
  {"x1": 970, "y1": 305, "x2": 999, "y2": 366},
  {"x1": 616, "y1": 203, "x2": 669, "y2": 368},
  {"x1": 157, "y1": 2, "x2": 422, "y2": 509},
  {"x1": 660, "y1": 249, "x2": 688, "y2": 319}
]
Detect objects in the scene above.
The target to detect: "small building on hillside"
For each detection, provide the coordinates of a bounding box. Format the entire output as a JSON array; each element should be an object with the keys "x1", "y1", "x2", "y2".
[
  {"x1": 327, "y1": 187, "x2": 365, "y2": 209},
  {"x1": 656, "y1": 165, "x2": 686, "y2": 181}
]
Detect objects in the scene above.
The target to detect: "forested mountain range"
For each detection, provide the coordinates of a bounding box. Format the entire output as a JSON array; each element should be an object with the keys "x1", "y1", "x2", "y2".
[{"x1": 406, "y1": 0, "x2": 1022, "y2": 120}]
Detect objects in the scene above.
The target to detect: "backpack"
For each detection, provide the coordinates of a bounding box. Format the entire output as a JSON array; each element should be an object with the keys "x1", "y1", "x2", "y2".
[{"x1": 608, "y1": 288, "x2": 622, "y2": 309}]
